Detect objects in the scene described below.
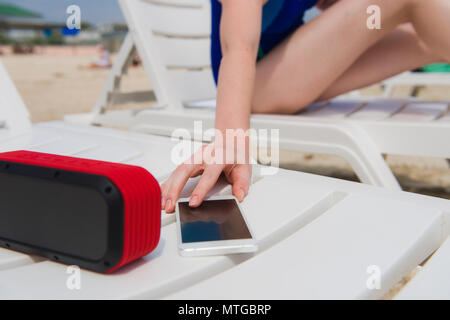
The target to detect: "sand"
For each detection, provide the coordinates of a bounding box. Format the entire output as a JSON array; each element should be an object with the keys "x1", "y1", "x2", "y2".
[
  {"x1": 2, "y1": 54, "x2": 152, "y2": 123},
  {"x1": 2, "y1": 53, "x2": 449, "y2": 199}
]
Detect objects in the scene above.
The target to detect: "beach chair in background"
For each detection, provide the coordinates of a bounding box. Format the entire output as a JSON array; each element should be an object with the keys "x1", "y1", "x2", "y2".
[
  {"x1": 70, "y1": 0, "x2": 450, "y2": 191},
  {"x1": 0, "y1": 61, "x2": 31, "y2": 135},
  {"x1": 380, "y1": 70, "x2": 450, "y2": 98},
  {"x1": 1, "y1": 54, "x2": 450, "y2": 299}
]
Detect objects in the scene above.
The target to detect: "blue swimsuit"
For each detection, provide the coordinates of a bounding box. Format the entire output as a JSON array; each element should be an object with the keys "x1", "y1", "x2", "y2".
[{"x1": 210, "y1": 0, "x2": 318, "y2": 84}]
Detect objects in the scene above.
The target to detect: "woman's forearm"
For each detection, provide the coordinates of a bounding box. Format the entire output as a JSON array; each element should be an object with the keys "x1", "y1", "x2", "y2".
[
  {"x1": 215, "y1": 46, "x2": 256, "y2": 134},
  {"x1": 214, "y1": 47, "x2": 256, "y2": 166},
  {"x1": 214, "y1": 0, "x2": 263, "y2": 133},
  {"x1": 213, "y1": 0, "x2": 263, "y2": 160}
]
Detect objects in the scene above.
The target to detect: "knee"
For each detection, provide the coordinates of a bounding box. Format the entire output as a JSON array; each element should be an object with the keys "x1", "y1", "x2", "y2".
[{"x1": 399, "y1": 23, "x2": 448, "y2": 63}]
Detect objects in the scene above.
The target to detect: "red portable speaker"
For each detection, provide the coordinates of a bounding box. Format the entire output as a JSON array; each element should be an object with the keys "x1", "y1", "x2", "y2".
[{"x1": 0, "y1": 150, "x2": 161, "y2": 273}]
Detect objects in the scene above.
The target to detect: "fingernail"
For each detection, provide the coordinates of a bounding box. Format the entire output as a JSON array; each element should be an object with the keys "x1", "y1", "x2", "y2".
[
  {"x1": 189, "y1": 195, "x2": 199, "y2": 207},
  {"x1": 165, "y1": 199, "x2": 172, "y2": 212}
]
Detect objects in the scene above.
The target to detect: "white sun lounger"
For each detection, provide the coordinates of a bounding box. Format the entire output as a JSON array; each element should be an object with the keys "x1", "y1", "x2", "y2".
[
  {"x1": 381, "y1": 71, "x2": 450, "y2": 98},
  {"x1": 1, "y1": 57, "x2": 450, "y2": 300},
  {"x1": 0, "y1": 61, "x2": 31, "y2": 135},
  {"x1": 67, "y1": 0, "x2": 450, "y2": 192},
  {"x1": 395, "y1": 236, "x2": 450, "y2": 300}
]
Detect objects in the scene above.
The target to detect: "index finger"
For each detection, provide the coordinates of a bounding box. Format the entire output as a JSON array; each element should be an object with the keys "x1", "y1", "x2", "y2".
[
  {"x1": 189, "y1": 164, "x2": 224, "y2": 208},
  {"x1": 163, "y1": 163, "x2": 197, "y2": 213}
]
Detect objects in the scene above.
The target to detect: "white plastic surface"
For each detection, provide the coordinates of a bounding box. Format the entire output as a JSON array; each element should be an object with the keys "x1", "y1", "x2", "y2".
[
  {"x1": 0, "y1": 60, "x2": 31, "y2": 132},
  {"x1": 119, "y1": 0, "x2": 216, "y2": 107},
  {"x1": 167, "y1": 195, "x2": 444, "y2": 300},
  {"x1": 0, "y1": 169, "x2": 337, "y2": 299},
  {"x1": 0, "y1": 123, "x2": 448, "y2": 299},
  {"x1": 0, "y1": 250, "x2": 43, "y2": 272},
  {"x1": 396, "y1": 237, "x2": 450, "y2": 300},
  {"x1": 304, "y1": 101, "x2": 364, "y2": 118},
  {"x1": 137, "y1": 0, "x2": 210, "y2": 37},
  {"x1": 389, "y1": 102, "x2": 448, "y2": 121},
  {"x1": 350, "y1": 100, "x2": 406, "y2": 120}
]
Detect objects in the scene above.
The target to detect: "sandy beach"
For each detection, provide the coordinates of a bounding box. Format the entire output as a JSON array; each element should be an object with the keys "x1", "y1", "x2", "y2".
[
  {"x1": 2, "y1": 52, "x2": 449, "y2": 199},
  {"x1": 2, "y1": 53, "x2": 152, "y2": 123}
]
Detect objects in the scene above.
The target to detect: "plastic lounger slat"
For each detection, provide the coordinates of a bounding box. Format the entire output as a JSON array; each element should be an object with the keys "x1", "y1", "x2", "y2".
[
  {"x1": 35, "y1": 121, "x2": 176, "y2": 146},
  {"x1": 40, "y1": 123, "x2": 179, "y2": 178},
  {"x1": 303, "y1": 101, "x2": 365, "y2": 118},
  {"x1": 123, "y1": 154, "x2": 176, "y2": 181},
  {"x1": 0, "y1": 175, "x2": 336, "y2": 299},
  {"x1": 119, "y1": 0, "x2": 214, "y2": 106},
  {"x1": 389, "y1": 102, "x2": 448, "y2": 121},
  {"x1": 155, "y1": 37, "x2": 210, "y2": 68},
  {"x1": 0, "y1": 122, "x2": 178, "y2": 179},
  {"x1": 74, "y1": 145, "x2": 144, "y2": 163},
  {"x1": 395, "y1": 237, "x2": 450, "y2": 300},
  {"x1": 167, "y1": 194, "x2": 444, "y2": 300},
  {"x1": 129, "y1": 0, "x2": 210, "y2": 37},
  {"x1": 0, "y1": 131, "x2": 60, "y2": 152},
  {"x1": 167, "y1": 70, "x2": 217, "y2": 102},
  {"x1": 26, "y1": 139, "x2": 100, "y2": 156},
  {"x1": 184, "y1": 99, "x2": 216, "y2": 109},
  {"x1": 350, "y1": 100, "x2": 406, "y2": 120},
  {"x1": 122, "y1": 139, "x2": 202, "y2": 180}
]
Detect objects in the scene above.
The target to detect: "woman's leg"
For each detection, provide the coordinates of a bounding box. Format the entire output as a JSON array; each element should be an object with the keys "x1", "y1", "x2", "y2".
[
  {"x1": 318, "y1": 23, "x2": 443, "y2": 100},
  {"x1": 252, "y1": 0, "x2": 450, "y2": 114}
]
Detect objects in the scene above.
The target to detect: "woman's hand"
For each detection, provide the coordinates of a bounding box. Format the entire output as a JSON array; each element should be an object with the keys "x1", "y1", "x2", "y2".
[{"x1": 161, "y1": 144, "x2": 252, "y2": 213}]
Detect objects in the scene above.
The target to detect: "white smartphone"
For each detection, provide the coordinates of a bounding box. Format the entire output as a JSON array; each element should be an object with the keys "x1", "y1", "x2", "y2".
[{"x1": 175, "y1": 195, "x2": 258, "y2": 257}]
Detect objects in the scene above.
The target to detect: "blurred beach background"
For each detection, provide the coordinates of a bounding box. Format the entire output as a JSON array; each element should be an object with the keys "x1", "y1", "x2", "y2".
[{"x1": 1, "y1": 0, "x2": 449, "y2": 199}]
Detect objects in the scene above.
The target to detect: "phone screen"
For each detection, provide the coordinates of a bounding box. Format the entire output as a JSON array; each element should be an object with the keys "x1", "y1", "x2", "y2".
[{"x1": 178, "y1": 199, "x2": 252, "y2": 243}]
